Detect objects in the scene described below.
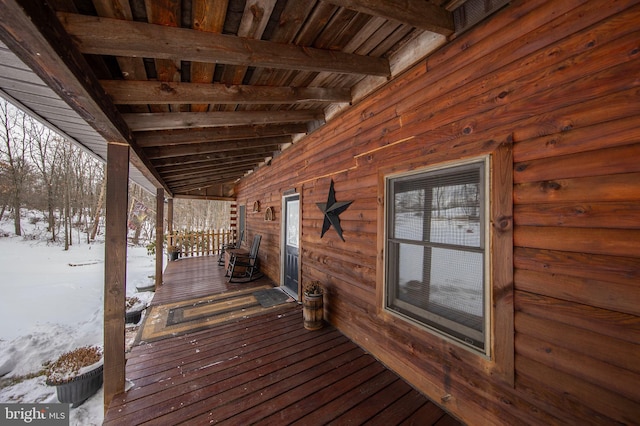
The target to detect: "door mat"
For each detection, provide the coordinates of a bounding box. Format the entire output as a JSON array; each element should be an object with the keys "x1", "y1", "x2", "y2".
[
  {"x1": 138, "y1": 285, "x2": 295, "y2": 343},
  {"x1": 253, "y1": 288, "x2": 295, "y2": 308}
]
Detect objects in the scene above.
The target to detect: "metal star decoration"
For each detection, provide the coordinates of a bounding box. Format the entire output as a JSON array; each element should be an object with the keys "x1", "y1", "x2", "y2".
[{"x1": 316, "y1": 180, "x2": 353, "y2": 242}]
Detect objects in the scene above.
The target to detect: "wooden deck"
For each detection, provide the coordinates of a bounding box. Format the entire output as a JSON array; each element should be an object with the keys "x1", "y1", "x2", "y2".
[
  {"x1": 151, "y1": 255, "x2": 271, "y2": 306},
  {"x1": 105, "y1": 256, "x2": 461, "y2": 425}
]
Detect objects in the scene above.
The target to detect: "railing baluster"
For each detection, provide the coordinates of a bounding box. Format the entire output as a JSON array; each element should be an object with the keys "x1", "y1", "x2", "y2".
[{"x1": 166, "y1": 228, "x2": 236, "y2": 259}]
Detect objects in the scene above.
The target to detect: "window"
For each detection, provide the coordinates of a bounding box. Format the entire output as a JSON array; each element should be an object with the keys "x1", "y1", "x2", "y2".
[{"x1": 385, "y1": 157, "x2": 489, "y2": 355}]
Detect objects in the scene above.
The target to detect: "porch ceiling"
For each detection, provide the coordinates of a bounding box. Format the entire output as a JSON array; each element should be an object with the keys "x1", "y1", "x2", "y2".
[{"x1": 0, "y1": 0, "x2": 472, "y2": 199}]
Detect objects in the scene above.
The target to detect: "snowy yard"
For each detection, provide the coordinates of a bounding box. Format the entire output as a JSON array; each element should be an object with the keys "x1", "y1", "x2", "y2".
[{"x1": 0, "y1": 214, "x2": 156, "y2": 425}]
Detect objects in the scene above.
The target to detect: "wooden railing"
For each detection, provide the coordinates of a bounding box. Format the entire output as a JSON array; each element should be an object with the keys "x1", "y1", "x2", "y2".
[{"x1": 167, "y1": 229, "x2": 237, "y2": 258}]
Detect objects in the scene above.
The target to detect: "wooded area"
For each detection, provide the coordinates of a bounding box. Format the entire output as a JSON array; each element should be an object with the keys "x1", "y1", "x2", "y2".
[
  {"x1": 0, "y1": 98, "x2": 232, "y2": 247},
  {"x1": 0, "y1": 97, "x2": 104, "y2": 246}
]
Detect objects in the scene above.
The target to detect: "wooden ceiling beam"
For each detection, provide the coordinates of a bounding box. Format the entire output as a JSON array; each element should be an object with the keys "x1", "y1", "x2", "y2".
[
  {"x1": 326, "y1": 0, "x2": 454, "y2": 36},
  {"x1": 169, "y1": 173, "x2": 248, "y2": 192},
  {"x1": 156, "y1": 157, "x2": 265, "y2": 175},
  {"x1": 173, "y1": 190, "x2": 236, "y2": 201},
  {"x1": 134, "y1": 123, "x2": 308, "y2": 147},
  {"x1": 143, "y1": 135, "x2": 291, "y2": 159},
  {"x1": 151, "y1": 147, "x2": 277, "y2": 167},
  {"x1": 161, "y1": 162, "x2": 259, "y2": 181},
  {"x1": 100, "y1": 80, "x2": 352, "y2": 105},
  {"x1": 155, "y1": 152, "x2": 270, "y2": 169},
  {"x1": 163, "y1": 164, "x2": 258, "y2": 183},
  {"x1": 58, "y1": 12, "x2": 391, "y2": 77},
  {"x1": 123, "y1": 110, "x2": 325, "y2": 131}
]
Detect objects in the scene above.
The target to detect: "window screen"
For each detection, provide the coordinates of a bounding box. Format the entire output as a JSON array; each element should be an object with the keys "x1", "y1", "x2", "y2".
[{"x1": 386, "y1": 159, "x2": 488, "y2": 352}]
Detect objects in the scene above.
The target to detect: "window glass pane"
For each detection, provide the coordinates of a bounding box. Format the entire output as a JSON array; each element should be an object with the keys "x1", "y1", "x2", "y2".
[
  {"x1": 430, "y1": 184, "x2": 481, "y2": 248},
  {"x1": 286, "y1": 199, "x2": 299, "y2": 248},
  {"x1": 429, "y1": 247, "x2": 484, "y2": 324},
  {"x1": 394, "y1": 189, "x2": 424, "y2": 241},
  {"x1": 397, "y1": 243, "x2": 423, "y2": 294},
  {"x1": 396, "y1": 244, "x2": 483, "y2": 328}
]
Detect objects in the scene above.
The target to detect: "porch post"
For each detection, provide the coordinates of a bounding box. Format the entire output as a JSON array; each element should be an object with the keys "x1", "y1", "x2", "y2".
[
  {"x1": 103, "y1": 142, "x2": 129, "y2": 412},
  {"x1": 167, "y1": 197, "x2": 174, "y2": 246},
  {"x1": 155, "y1": 188, "x2": 164, "y2": 288},
  {"x1": 167, "y1": 197, "x2": 174, "y2": 234}
]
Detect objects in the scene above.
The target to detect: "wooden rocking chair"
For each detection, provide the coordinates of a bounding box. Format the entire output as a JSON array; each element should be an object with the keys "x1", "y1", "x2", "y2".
[
  {"x1": 226, "y1": 234, "x2": 262, "y2": 283},
  {"x1": 218, "y1": 230, "x2": 244, "y2": 266}
]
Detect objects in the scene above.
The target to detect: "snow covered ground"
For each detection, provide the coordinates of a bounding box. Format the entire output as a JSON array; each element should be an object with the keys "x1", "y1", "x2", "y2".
[{"x1": 0, "y1": 213, "x2": 156, "y2": 425}]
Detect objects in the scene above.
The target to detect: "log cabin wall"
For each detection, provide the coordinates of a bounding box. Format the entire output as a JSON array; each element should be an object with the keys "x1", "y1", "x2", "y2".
[{"x1": 235, "y1": 0, "x2": 640, "y2": 424}]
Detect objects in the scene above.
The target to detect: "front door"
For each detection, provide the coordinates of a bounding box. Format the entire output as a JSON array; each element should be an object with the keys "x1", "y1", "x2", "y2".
[{"x1": 282, "y1": 194, "x2": 299, "y2": 298}]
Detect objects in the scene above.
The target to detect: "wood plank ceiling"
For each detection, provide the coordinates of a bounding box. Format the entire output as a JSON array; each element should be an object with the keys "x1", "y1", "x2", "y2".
[{"x1": 1, "y1": 0, "x2": 470, "y2": 199}]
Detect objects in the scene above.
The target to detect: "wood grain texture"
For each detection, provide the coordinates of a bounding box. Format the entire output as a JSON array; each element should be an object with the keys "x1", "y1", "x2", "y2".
[
  {"x1": 58, "y1": 12, "x2": 391, "y2": 76},
  {"x1": 234, "y1": 1, "x2": 640, "y2": 424},
  {"x1": 103, "y1": 142, "x2": 129, "y2": 410}
]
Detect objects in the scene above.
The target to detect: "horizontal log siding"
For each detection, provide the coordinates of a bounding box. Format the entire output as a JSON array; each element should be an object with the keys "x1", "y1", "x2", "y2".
[{"x1": 235, "y1": 0, "x2": 640, "y2": 424}]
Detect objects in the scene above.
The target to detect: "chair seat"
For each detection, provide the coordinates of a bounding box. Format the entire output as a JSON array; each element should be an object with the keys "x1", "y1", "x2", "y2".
[{"x1": 218, "y1": 230, "x2": 244, "y2": 266}]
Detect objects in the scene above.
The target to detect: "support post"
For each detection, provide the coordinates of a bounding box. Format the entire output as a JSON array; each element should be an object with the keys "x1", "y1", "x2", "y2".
[
  {"x1": 155, "y1": 188, "x2": 164, "y2": 288},
  {"x1": 167, "y1": 197, "x2": 174, "y2": 244},
  {"x1": 103, "y1": 142, "x2": 129, "y2": 413}
]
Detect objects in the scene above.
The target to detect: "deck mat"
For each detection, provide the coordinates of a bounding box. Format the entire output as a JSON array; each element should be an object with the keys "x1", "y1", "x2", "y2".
[
  {"x1": 253, "y1": 287, "x2": 294, "y2": 308},
  {"x1": 138, "y1": 285, "x2": 296, "y2": 343}
]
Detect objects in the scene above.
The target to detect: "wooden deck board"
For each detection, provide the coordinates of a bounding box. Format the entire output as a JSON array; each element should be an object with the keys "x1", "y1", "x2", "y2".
[
  {"x1": 105, "y1": 256, "x2": 461, "y2": 425},
  {"x1": 151, "y1": 255, "x2": 271, "y2": 306}
]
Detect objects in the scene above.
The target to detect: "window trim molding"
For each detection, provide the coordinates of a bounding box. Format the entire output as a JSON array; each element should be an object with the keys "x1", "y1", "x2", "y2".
[
  {"x1": 377, "y1": 140, "x2": 514, "y2": 387},
  {"x1": 384, "y1": 156, "x2": 491, "y2": 355}
]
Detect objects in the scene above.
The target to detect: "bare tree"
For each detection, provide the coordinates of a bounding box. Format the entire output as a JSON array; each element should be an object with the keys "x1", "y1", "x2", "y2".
[
  {"x1": 0, "y1": 97, "x2": 110, "y2": 244},
  {"x1": 171, "y1": 198, "x2": 230, "y2": 231},
  {"x1": 90, "y1": 176, "x2": 105, "y2": 240},
  {"x1": 28, "y1": 117, "x2": 62, "y2": 240},
  {"x1": 0, "y1": 99, "x2": 31, "y2": 235}
]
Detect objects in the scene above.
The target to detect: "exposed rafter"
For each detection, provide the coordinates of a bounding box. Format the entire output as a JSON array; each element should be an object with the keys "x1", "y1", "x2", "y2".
[
  {"x1": 325, "y1": 0, "x2": 454, "y2": 35},
  {"x1": 134, "y1": 124, "x2": 308, "y2": 147},
  {"x1": 151, "y1": 146, "x2": 279, "y2": 167},
  {"x1": 58, "y1": 12, "x2": 391, "y2": 77},
  {"x1": 123, "y1": 110, "x2": 325, "y2": 132},
  {"x1": 101, "y1": 81, "x2": 352, "y2": 105},
  {"x1": 143, "y1": 136, "x2": 292, "y2": 160}
]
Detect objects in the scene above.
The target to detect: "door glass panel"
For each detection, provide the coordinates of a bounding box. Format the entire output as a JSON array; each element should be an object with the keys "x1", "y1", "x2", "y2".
[{"x1": 286, "y1": 199, "x2": 299, "y2": 248}]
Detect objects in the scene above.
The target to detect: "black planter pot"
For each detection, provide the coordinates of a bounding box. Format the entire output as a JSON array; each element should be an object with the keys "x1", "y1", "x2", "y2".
[
  {"x1": 125, "y1": 308, "x2": 144, "y2": 324},
  {"x1": 47, "y1": 364, "x2": 103, "y2": 408},
  {"x1": 136, "y1": 284, "x2": 155, "y2": 293}
]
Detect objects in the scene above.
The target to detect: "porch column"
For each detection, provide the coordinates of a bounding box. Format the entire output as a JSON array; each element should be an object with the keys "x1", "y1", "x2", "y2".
[
  {"x1": 167, "y1": 197, "x2": 174, "y2": 235},
  {"x1": 155, "y1": 188, "x2": 164, "y2": 288},
  {"x1": 167, "y1": 197, "x2": 174, "y2": 247},
  {"x1": 104, "y1": 142, "x2": 129, "y2": 412}
]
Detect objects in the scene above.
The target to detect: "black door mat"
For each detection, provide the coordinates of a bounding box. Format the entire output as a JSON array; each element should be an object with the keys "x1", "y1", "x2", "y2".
[{"x1": 253, "y1": 288, "x2": 295, "y2": 308}]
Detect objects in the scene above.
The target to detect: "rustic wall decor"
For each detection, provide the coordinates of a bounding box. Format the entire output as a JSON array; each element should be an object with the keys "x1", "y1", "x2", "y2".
[
  {"x1": 252, "y1": 200, "x2": 260, "y2": 212},
  {"x1": 316, "y1": 180, "x2": 353, "y2": 242},
  {"x1": 264, "y1": 206, "x2": 274, "y2": 221}
]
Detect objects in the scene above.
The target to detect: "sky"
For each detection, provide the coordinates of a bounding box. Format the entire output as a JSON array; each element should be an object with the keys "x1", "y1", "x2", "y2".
[{"x1": 0, "y1": 212, "x2": 156, "y2": 425}]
